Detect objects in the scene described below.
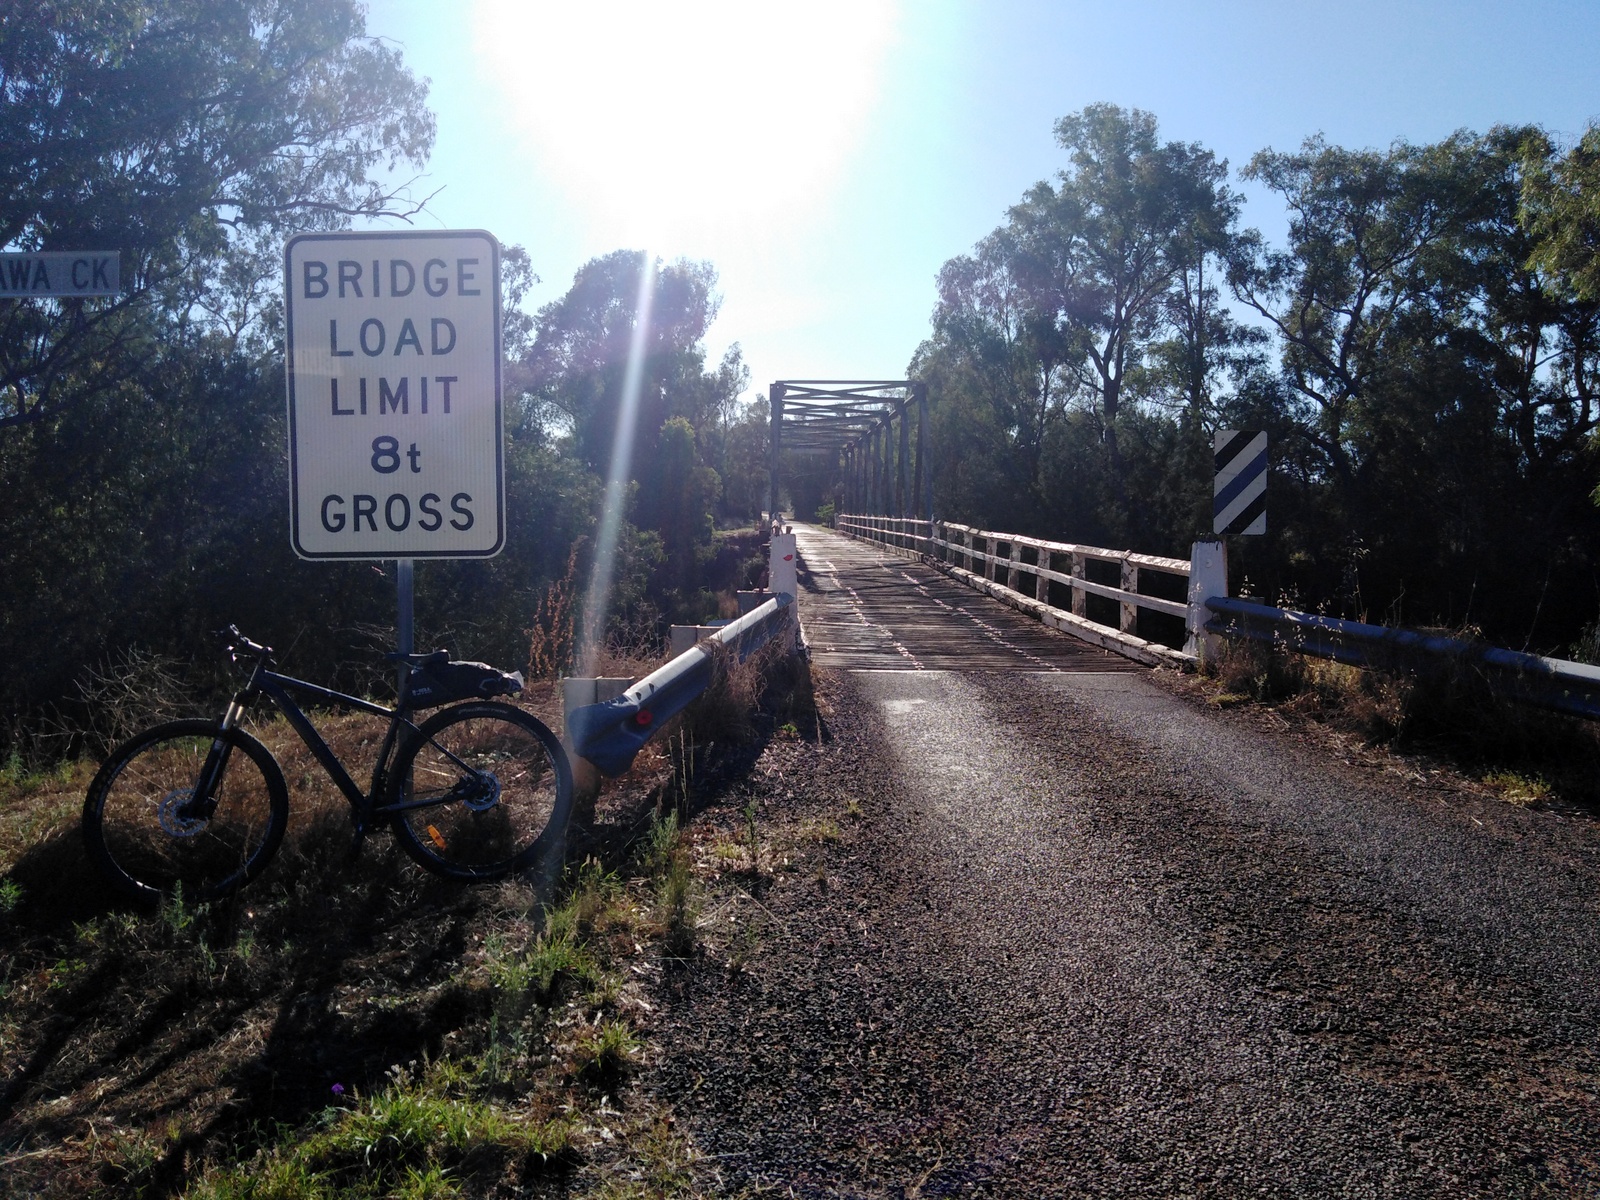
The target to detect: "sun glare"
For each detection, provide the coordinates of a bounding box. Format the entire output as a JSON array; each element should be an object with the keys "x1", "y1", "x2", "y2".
[{"x1": 473, "y1": 0, "x2": 898, "y2": 251}]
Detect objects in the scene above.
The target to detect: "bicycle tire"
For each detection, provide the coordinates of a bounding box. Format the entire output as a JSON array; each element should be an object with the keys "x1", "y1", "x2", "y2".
[
  {"x1": 387, "y1": 702, "x2": 573, "y2": 880},
  {"x1": 82, "y1": 719, "x2": 289, "y2": 904}
]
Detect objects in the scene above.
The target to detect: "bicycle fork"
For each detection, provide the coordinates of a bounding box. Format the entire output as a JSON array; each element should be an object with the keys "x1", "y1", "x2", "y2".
[{"x1": 178, "y1": 694, "x2": 249, "y2": 824}]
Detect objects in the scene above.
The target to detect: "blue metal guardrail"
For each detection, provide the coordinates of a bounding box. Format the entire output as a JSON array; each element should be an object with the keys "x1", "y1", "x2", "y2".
[
  {"x1": 566, "y1": 593, "x2": 795, "y2": 776},
  {"x1": 1207, "y1": 595, "x2": 1600, "y2": 720}
]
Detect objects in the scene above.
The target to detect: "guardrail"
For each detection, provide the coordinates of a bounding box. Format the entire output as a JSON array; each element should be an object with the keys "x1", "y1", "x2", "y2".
[
  {"x1": 564, "y1": 530, "x2": 801, "y2": 778},
  {"x1": 837, "y1": 513, "x2": 1195, "y2": 668},
  {"x1": 566, "y1": 593, "x2": 796, "y2": 776},
  {"x1": 1208, "y1": 596, "x2": 1600, "y2": 720}
]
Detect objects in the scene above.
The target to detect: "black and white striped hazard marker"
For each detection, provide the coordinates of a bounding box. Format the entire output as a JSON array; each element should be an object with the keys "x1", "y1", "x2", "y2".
[{"x1": 1214, "y1": 430, "x2": 1266, "y2": 535}]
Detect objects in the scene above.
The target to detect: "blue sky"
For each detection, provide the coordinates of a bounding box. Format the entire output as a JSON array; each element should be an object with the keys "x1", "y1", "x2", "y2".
[{"x1": 361, "y1": 0, "x2": 1600, "y2": 404}]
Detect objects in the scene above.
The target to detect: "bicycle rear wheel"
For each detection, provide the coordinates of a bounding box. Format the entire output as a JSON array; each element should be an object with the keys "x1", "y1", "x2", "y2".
[
  {"x1": 82, "y1": 720, "x2": 289, "y2": 903},
  {"x1": 388, "y1": 702, "x2": 573, "y2": 880}
]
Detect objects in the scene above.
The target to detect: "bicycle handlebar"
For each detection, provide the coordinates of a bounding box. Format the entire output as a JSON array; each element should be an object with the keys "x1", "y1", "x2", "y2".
[{"x1": 217, "y1": 624, "x2": 273, "y2": 662}]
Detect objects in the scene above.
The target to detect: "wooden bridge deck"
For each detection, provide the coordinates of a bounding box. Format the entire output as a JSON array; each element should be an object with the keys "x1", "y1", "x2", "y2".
[{"x1": 794, "y1": 524, "x2": 1142, "y2": 673}]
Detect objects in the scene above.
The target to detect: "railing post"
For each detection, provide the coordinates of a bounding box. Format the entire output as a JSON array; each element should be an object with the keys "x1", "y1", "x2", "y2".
[
  {"x1": 1120, "y1": 559, "x2": 1139, "y2": 634},
  {"x1": 1036, "y1": 549, "x2": 1051, "y2": 605},
  {"x1": 1186, "y1": 539, "x2": 1228, "y2": 663},
  {"x1": 1071, "y1": 552, "x2": 1087, "y2": 617},
  {"x1": 1007, "y1": 541, "x2": 1021, "y2": 592},
  {"x1": 964, "y1": 529, "x2": 975, "y2": 573}
]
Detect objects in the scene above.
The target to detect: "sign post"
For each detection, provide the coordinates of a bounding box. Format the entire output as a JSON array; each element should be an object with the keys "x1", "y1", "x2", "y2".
[{"x1": 284, "y1": 230, "x2": 505, "y2": 663}]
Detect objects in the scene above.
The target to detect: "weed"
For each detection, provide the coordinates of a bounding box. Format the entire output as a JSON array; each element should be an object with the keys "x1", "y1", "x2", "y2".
[
  {"x1": 396, "y1": 1163, "x2": 462, "y2": 1199},
  {"x1": 656, "y1": 854, "x2": 697, "y2": 957},
  {"x1": 46, "y1": 957, "x2": 86, "y2": 989},
  {"x1": 576, "y1": 1018, "x2": 641, "y2": 1085},
  {"x1": 845, "y1": 798, "x2": 863, "y2": 821},
  {"x1": 527, "y1": 539, "x2": 586, "y2": 680},
  {"x1": 640, "y1": 811, "x2": 699, "y2": 956},
  {"x1": 797, "y1": 817, "x2": 840, "y2": 844},
  {"x1": 188, "y1": 1073, "x2": 573, "y2": 1199},
  {"x1": 545, "y1": 859, "x2": 631, "y2": 942},
  {"x1": 0, "y1": 877, "x2": 20, "y2": 914},
  {"x1": 727, "y1": 917, "x2": 763, "y2": 976},
  {"x1": 488, "y1": 931, "x2": 601, "y2": 1013},
  {"x1": 1484, "y1": 771, "x2": 1551, "y2": 806},
  {"x1": 640, "y1": 811, "x2": 682, "y2": 879},
  {"x1": 161, "y1": 882, "x2": 205, "y2": 937}
]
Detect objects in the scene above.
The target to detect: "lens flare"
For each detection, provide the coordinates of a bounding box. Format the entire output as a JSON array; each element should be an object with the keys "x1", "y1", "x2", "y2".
[{"x1": 577, "y1": 251, "x2": 657, "y2": 675}]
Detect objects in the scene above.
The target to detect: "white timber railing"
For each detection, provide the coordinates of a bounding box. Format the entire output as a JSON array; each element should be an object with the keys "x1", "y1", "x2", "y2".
[
  {"x1": 836, "y1": 514, "x2": 1197, "y2": 668},
  {"x1": 835, "y1": 513, "x2": 1600, "y2": 718}
]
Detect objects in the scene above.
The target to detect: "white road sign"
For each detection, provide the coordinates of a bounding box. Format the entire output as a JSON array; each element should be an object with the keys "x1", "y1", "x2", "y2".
[{"x1": 285, "y1": 230, "x2": 503, "y2": 559}]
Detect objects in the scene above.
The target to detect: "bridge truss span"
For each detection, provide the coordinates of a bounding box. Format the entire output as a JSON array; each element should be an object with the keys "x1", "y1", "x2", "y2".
[{"x1": 768, "y1": 379, "x2": 931, "y2": 522}]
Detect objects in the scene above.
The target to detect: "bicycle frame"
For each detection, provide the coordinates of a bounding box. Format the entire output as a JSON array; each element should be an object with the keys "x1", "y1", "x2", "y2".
[{"x1": 211, "y1": 657, "x2": 431, "y2": 828}]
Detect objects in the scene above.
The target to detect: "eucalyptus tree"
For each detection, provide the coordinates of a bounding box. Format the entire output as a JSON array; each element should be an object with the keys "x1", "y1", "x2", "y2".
[
  {"x1": 1520, "y1": 121, "x2": 1600, "y2": 304},
  {"x1": 1005, "y1": 104, "x2": 1239, "y2": 503},
  {"x1": 1226, "y1": 134, "x2": 1491, "y2": 500},
  {"x1": 0, "y1": 0, "x2": 436, "y2": 428},
  {"x1": 912, "y1": 226, "x2": 1074, "y2": 522}
]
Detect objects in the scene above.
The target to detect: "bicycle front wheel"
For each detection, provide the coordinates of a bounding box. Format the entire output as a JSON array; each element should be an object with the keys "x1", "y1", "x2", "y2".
[
  {"x1": 388, "y1": 702, "x2": 573, "y2": 880},
  {"x1": 82, "y1": 720, "x2": 289, "y2": 904}
]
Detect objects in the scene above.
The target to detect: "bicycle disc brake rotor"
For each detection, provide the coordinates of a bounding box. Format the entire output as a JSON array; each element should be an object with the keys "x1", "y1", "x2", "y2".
[
  {"x1": 460, "y1": 769, "x2": 501, "y2": 812},
  {"x1": 158, "y1": 788, "x2": 207, "y2": 836}
]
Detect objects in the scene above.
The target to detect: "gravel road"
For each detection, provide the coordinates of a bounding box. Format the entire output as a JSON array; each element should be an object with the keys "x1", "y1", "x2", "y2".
[{"x1": 646, "y1": 527, "x2": 1600, "y2": 1198}]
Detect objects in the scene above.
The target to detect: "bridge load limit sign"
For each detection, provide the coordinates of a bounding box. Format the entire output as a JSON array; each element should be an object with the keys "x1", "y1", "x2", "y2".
[{"x1": 285, "y1": 230, "x2": 503, "y2": 559}]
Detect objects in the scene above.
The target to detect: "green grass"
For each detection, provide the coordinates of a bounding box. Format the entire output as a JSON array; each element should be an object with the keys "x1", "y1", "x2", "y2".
[{"x1": 184, "y1": 1071, "x2": 574, "y2": 1199}]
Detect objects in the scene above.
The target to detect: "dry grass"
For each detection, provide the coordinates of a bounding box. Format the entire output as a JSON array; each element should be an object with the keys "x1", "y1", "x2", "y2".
[
  {"x1": 0, "y1": 673, "x2": 724, "y2": 1199},
  {"x1": 1202, "y1": 638, "x2": 1600, "y2": 811}
]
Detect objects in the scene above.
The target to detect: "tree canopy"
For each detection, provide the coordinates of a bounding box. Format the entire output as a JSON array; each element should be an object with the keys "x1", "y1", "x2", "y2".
[
  {"x1": 907, "y1": 106, "x2": 1600, "y2": 654},
  {"x1": 0, "y1": 0, "x2": 435, "y2": 427}
]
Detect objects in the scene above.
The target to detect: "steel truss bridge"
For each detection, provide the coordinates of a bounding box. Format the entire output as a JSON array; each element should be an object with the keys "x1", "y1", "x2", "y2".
[{"x1": 767, "y1": 380, "x2": 931, "y2": 522}]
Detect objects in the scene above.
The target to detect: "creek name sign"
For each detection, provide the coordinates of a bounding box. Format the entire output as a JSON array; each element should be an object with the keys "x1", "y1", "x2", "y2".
[
  {"x1": 0, "y1": 251, "x2": 119, "y2": 298},
  {"x1": 284, "y1": 230, "x2": 504, "y2": 560}
]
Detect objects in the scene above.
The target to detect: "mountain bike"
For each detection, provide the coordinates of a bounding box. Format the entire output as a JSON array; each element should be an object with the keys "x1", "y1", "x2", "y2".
[{"x1": 81, "y1": 626, "x2": 573, "y2": 903}]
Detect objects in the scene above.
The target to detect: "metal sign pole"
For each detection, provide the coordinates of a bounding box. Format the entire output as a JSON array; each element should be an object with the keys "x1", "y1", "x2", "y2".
[{"x1": 396, "y1": 558, "x2": 415, "y2": 700}]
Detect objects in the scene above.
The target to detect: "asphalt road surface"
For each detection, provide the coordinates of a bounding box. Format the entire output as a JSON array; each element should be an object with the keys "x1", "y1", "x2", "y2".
[{"x1": 649, "y1": 525, "x2": 1600, "y2": 1197}]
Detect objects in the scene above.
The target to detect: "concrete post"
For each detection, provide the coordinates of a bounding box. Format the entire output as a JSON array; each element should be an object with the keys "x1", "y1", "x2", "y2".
[
  {"x1": 561, "y1": 675, "x2": 634, "y2": 832},
  {"x1": 1186, "y1": 539, "x2": 1229, "y2": 664},
  {"x1": 770, "y1": 530, "x2": 799, "y2": 650}
]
